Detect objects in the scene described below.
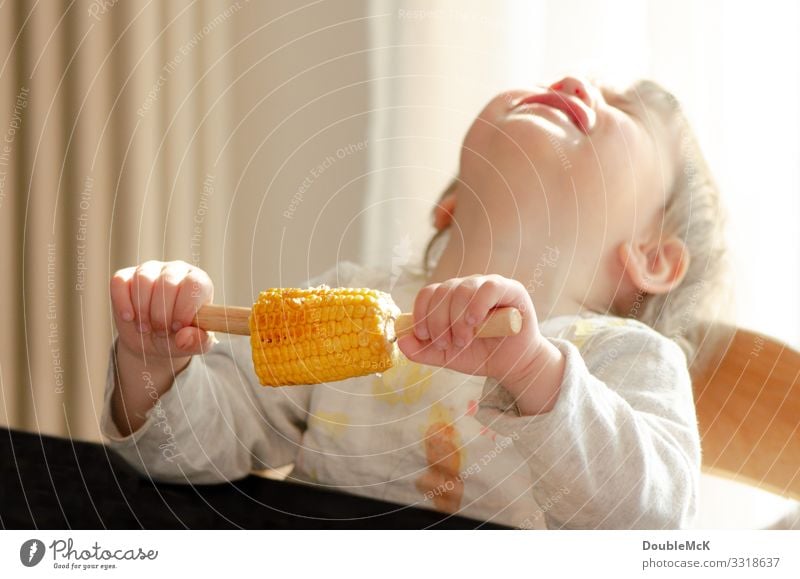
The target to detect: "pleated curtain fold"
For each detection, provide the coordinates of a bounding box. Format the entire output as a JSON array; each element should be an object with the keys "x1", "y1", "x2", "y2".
[{"x1": 0, "y1": 0, "x2": 235, "y2": 441}]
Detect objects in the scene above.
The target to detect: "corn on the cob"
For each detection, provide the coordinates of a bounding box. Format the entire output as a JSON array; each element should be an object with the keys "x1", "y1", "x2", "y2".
[{"x1": 249, "y1": 286, "x2": 401, "y2": 386}]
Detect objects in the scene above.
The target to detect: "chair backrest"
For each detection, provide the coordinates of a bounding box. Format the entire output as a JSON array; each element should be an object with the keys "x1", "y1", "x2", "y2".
[{"x1": 690, "y1": 325, "x2": 800, "y2": 500}]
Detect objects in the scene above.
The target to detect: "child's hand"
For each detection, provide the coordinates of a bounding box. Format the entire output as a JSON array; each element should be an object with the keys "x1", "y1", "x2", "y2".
[
  {"x1": 398, "y1": 275, "x2": 565, "y2": 414},
  {"x1": 110, "y1": 260, "x2": 215, "y2": 362}
]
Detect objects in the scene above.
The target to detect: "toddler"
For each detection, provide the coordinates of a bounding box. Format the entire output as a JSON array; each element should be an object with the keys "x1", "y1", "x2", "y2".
[{"x1": 103, "y1": 76, "x2": 725, "y2": 529}]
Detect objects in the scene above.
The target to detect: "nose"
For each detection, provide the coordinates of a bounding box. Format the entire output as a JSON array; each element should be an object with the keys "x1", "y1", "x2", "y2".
[{"x1": 550, "y1": 76, "x2": 596, "y2": 109}]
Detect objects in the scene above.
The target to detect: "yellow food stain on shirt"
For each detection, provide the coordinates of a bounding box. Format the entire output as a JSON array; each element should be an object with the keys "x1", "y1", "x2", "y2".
[
  {"x1": 371, "y1": 361, "x2": 433, "y2": 406},
  {"x1": 415, "y1": 403, "x2": 464, "y2": 513},
  {"x1": 308, "y1": 411, "x2": 351, "y2": 437},
  {"x1": 570, "y1": 317, "x2": 630, "y2": 348}
]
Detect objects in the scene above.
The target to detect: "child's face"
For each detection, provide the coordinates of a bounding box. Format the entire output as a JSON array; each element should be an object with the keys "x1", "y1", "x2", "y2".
[
  {"x1": 455, "y1": 77, "x2": 677, "y2": 299},
  {"x1": 461, "y1": 76, "x2": 673, "y2": 228}
]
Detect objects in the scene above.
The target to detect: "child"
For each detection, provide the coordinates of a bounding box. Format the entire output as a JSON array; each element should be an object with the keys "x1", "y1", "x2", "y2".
[{"x1": 103, "y1": 76, "x2": 724, "y2": 529}]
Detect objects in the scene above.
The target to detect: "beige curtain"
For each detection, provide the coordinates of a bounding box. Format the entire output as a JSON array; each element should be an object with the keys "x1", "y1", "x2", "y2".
[
  {"x1": 0, "y1": 0, "x2": 372, "y2": 441},
  {"x1": 363, "y1": 0, "x2": 539, "y2": 268}
]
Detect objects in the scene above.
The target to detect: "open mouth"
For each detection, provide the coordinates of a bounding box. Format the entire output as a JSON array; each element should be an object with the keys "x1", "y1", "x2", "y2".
[{"x1": 512, "y1": 92, "x2": 593, "y2": 134}]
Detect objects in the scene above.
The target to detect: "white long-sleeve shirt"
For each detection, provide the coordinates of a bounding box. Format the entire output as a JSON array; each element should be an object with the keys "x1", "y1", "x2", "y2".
[{"x1": 101, "y1": 261, "x2": 701, "y2": 529}]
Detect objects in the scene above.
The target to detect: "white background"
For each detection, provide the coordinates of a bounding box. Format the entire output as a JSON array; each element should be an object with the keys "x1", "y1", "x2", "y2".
[{"x1": 1, "y1": 530, "x2": 799, "y2": 577}]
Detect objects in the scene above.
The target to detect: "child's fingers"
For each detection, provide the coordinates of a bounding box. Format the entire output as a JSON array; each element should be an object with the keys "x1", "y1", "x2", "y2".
[
  {"x1": 426, "y1": 282, "x2": 459, "y2": 350},
  {"x1": 172, "y1": 268, "x2": 214, "y2": 330},
  {"x1": 397, "y1": 333, "x2": 445, "y2": 368},
  {"x1": 130, "y1": 261, "x2": 163, "y2": 334},
  {"x1": 411, "y1": 283, "x2": 438, "y2": 341},
  {"x1": 173, "y1": 326, "x2": 215, "y2": 356},
  {"x1": 449, "y1": 278, "x2": 481, "y2": 348},
  {"x1": 110, "y1": 267, "x2": 136, "y2": 323},
  {"x1": 465, "y1": 275, "x2": 521, "y2": 329},
  {"x1": 150, "y1": 262, "x2": 189, "y2": 333}
]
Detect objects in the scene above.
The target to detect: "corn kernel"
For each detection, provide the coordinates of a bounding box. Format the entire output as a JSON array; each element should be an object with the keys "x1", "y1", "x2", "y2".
[{"x1": 249, "y1": 286, "x2": 400, "y2": 386}]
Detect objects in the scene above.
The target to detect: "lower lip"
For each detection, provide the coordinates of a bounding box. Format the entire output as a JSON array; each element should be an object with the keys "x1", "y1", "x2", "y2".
[{"x1": 513, "y1": 102, "x2": 581, "y2": 131}]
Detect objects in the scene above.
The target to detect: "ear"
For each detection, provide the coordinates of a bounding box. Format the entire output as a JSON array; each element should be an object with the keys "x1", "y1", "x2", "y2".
[
  {"x1": 618, "y1": 236, "x2": 690, "y2": 295},
  {"x1": 433, "y1": 189, "x2": 457, "y2": 231}
]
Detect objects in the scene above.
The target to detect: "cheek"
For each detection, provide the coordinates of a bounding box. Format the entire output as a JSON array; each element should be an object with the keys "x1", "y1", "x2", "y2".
[
  {"x1": 580, "y1": 120, "x2": 643, "y2": 200},
  {"x1": 548, "y1": 121, "x2": 642, "y2": 234},
  {"x1": 586, "y1": 128, "x2": 663, "y2": 239},
  {"x1": 606, "y1": 125, "x2": 663, "y2": 209}
]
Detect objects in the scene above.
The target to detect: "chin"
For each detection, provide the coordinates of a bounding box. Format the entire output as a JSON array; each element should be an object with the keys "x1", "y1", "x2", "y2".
[
  {"x1": 481, "y1": 122, "x2": 576, "y2": 181},
  {"x1": 460, "y1": 95, "x2": 585, "y2": 192}
]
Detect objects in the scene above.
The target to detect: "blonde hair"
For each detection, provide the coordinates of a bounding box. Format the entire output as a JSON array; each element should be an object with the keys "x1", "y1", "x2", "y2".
[{"x1": 423, "y1": 80, "x2": 728, "y2": 366}]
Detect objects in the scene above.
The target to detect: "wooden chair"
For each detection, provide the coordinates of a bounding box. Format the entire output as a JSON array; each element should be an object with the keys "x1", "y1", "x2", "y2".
[{"x1": 691, "y1": 325, "x2": 800, "y2": 501}]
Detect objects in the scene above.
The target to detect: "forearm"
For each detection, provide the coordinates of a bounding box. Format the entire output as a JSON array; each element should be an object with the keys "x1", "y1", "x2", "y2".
[
  {"x1": 527, "y1": 393, "x2": 697, "y2": 529},
  {"x1": 111, "y1": 341, "x2": 190, "y2": 436},
  {"x1": 477, "y1": 336, "x2": 700, "y2": 529},
  {"x1": 102, "y1": 335, "x2": 312, "y2": 484}
]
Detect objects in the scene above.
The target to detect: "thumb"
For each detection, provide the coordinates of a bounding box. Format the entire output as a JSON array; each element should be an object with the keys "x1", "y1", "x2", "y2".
[
  {"x1": 174, "y1": 326, "x2": 216, "y2": 356},
  {"x1": 397, "y1": 333, "x2": 444, "y2": 367}
]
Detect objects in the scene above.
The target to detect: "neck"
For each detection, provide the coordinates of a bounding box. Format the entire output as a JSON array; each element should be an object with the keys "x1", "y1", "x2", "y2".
[{"x1": 427, "y1": 228, "x2": 586, "y2": 321}]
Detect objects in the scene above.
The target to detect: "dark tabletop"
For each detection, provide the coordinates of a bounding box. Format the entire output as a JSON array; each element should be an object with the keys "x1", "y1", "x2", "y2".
[{"x1": 0, "y1": 427, "x2": 507, "y2": 529}]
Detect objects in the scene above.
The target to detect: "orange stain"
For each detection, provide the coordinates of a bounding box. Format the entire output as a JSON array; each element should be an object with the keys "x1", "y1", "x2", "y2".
[{"x1": 415, "y1": 405, "x2": 464, "y2": 513}]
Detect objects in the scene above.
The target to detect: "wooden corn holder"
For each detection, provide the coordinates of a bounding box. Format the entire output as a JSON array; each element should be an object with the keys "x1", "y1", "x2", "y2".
[{"x1": 193, "y1": 304, "x2": 522, "y2": 339}]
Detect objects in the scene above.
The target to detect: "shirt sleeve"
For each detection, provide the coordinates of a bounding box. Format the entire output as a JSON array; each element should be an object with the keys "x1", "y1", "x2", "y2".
[
  {"x1": 100, "y1": 335, "x2": 313, "y2": 484},
  {"x1": 475, "y1": 323, "x2": 701, "y2": 529},
  {"x1": 99, "y1": 261, "x2": 361, "y2": 484}
]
